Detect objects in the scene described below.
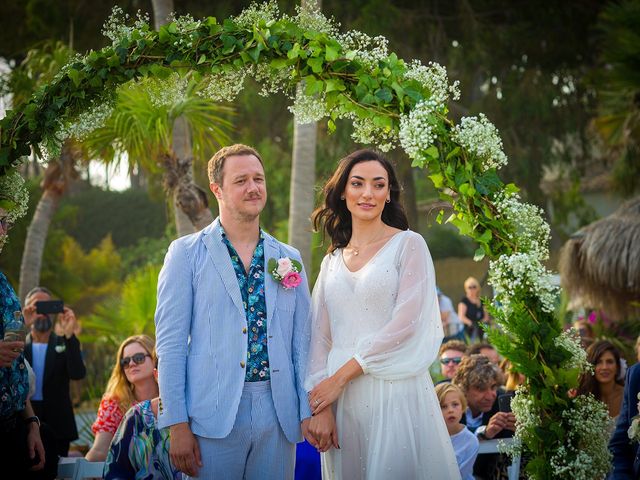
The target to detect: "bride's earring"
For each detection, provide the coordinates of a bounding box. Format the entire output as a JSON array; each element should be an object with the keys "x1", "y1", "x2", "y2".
[
  {"x1": 340, "y1": 195, "x2": 345, "y2": 200},
  {"x1": 386, "y1": 198, "x2": 391, "y2": 203}
]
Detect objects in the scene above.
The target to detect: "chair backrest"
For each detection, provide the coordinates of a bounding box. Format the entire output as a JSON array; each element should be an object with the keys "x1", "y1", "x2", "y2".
[
  {"x1": 476, "y1": 438, "x2": 520, "y2": 480},
  {"x1": 72, "y1": 458, "x2": 105, "y2": 480}
]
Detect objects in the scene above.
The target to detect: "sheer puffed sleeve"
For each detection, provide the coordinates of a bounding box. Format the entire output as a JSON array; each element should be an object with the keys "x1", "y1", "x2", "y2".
[
  {"x1": 304, "y1": 254, "x2": 333, "y2": 391},
  {"x1": 353, "y1": 232, "x2": 443, "y2": 379}
]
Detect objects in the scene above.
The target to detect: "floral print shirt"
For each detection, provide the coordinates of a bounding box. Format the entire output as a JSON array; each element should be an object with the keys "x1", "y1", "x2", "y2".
[
  {"x1": 104, "y1": 399, "x2": 180, "y2": 480},
  {"x1": 0, "y1": 271, "x2": 28, "y2": 418},
  {"x1": 221, "y1": 227, "x2": 270, "y2": 382},
  {"x1": 92, "y1": 395, "x2": 126, "y2": 435}
]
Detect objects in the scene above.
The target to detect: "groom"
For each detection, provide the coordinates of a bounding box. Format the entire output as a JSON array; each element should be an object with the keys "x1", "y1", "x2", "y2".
[
  {"x1": 155, "y1": 144, "x2": 313, "y2": 479},
  {"x1": 610, "y1": 362, "x2": 640, "y2": 479}
]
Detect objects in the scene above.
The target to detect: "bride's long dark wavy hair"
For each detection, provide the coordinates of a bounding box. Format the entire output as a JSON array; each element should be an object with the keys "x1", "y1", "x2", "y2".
[{"x1": 312, "y1": 149, "x2": 409, "y2": 252}]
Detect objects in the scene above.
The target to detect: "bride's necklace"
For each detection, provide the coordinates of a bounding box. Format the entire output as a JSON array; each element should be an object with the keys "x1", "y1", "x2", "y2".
[{"x1": 347, "y1": 231, "x2": 387, "y2": 256}]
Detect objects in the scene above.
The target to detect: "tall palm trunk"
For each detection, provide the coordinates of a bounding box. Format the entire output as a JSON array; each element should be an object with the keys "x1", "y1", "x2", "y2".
[
  {"x1": 288, "y1": 0, "x2": 321, "y2": 270},
  {"x1": 152, "y1": 0, "x2": 213, "y2": 236},
  {"x1": 19, "y1": 141, "x2": 78, "y2": 301}
]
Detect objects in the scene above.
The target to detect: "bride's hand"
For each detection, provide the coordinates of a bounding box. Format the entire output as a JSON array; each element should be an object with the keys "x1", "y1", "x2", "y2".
[
  {"x1": 308, "y1": 408, "x2": 339, "y2": 452},
  {"x1": 309, "y1": 376, "x2": 344, "y2": 415}
]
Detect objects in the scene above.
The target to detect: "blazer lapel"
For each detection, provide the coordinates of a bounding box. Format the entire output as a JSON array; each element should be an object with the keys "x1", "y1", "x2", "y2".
[
  {"x1": 202, "y1": 220, "x2": 245, "y2": 317},
  {"x1": 263, "y1": 235, "x2": 280, "y2": 323}
]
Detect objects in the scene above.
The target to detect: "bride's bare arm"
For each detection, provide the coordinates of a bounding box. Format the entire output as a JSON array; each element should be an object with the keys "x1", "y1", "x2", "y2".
[{"x1": 309, "y1": 358, "x2": 363, "y2": 415}]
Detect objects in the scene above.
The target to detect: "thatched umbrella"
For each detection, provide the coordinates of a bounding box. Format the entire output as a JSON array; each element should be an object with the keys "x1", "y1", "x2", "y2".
[{"x1": 559, "y1": 196, "x2": 640, "y2": 318}]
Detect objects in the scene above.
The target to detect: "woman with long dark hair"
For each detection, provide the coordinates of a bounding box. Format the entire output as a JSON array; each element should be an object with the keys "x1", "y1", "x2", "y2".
[
  {"x1": 305, "y1": 150, "x2": 460, "y2": 479},
  {"x1": 577, "y1": 339, "x2": 624, "y2": 420}
]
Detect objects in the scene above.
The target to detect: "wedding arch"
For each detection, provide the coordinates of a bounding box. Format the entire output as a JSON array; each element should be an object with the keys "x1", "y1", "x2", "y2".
[{"x1": 0, "y1": 3, "x2": 611, "y2": 478}]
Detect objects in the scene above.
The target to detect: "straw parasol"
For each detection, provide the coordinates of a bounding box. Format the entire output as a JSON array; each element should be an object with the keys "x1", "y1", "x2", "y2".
[{"x1": 559, "y1": 196, "x2": 640, "y2": 318}]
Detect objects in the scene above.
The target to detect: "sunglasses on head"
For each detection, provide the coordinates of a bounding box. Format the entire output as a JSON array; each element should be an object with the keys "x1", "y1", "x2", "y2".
[
  {"x1": 440, "y1": 357, "x2": 463, "y2": 365},
  {"x1": 120, "y1": 352, "x2": 151, "y2": 368}
]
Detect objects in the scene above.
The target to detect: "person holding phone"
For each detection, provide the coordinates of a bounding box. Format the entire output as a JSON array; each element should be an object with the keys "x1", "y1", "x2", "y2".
[{"x1": 23, "y1": 287, "x2": 86, "y2": 457}]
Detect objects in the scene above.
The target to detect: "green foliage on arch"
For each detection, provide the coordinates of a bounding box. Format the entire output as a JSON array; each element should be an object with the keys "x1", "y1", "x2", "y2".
[{"x1": 0, "y1": 3, "x2": 612, "y2": 478}]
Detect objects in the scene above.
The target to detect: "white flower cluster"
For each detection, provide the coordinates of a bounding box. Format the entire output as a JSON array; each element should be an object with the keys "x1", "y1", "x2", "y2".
[
  {"x1": 548, "y1": 394, "x2": 612, "y2": 479},
  {"x1": 494, "y1": 192, "x2": 551, "y2": 260},
  {"x1": 452, "y1": 113, "x2": 508, "y2": 171},
  {"x1": 288, "y1": 90, "x2": 328, "y2": 124},
  {"x1": 254, "y1": 63, "x2": 294, "y2": 97},
  {"x1": 62, "y1": 100, "x2": 115, "y2": 141},
  {"x1": 291, "y1": 3, "x2": 339, "y2": 37},
  {"x1": 199, "y1": 68, "x2": 249, "y2": 103},
  {"x1": 489, "y1": 252, "x2": 559, "y2": 313},
  {"x1": 102, "y1": 7, "x2": 150, "y2": 46},
  {"x1": 232, "y1": 0, "x2": 280, "y2": 30},
  {"x1": 398, "y1": 99, "x2": 439, "y2": 160},
  {"x1": 403, "y1": 60, "x2": 460, "y2": 105},
  {"x1": 0, "y1": 170, "x2": 29, "y2": 223},
  {"x1": 336, "y1": 30, "x2": 389, "y2": 70},
  {"x1": 146, "y1": 73, "x2": 189, "y2": 109},
  {"x1": 508, "y1": 388, "x2": 539, "y2": 443},
  {"x1": 351, "y1": 115, "x2": 396, "y2": 152},
  {"x1": 554, "y1": 329, "x2": 591, "y2": 374}
]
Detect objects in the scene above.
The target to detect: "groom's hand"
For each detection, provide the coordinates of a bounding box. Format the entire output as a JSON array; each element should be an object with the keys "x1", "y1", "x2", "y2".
[
  {"x1": 308, "y1": 408, "x2": 339, "y2": 452},
  {"x1": 170, "y1": 422, "x2": 203, "y2": 476},
  {"x1": 301, "y1": 418, "x2": 318, "y2": 448}
]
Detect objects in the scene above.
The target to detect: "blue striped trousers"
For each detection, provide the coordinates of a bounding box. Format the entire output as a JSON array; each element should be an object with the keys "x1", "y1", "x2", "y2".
[{"x1": 185, "y1": 380, "x2": 296, "y2": 479}]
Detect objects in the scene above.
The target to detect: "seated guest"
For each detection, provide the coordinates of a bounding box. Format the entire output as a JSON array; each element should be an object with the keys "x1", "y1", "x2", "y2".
[
  {"x1": 104, "y1": 355, "x2": 179, "y2": 480},
  {"x1": 453, "y1": 355, "x2": 515, "y2": 480},
  {"x1": 436, "y1": 383, "x2": 479, "y2": 480},
  {"x1": 467, "y1": 342, "x2": 500, "y2": 365},
  {"x1": 86, "y1": 335, "x2": 159, "y2": 461},
  {"x1": 438, "y1": 340, "x2": 468, "y2": 382}
]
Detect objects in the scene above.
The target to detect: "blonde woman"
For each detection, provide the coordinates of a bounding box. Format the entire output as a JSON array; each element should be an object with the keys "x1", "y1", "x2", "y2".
[
  {"x1": 457, "y1": 277, "x2": 489, "y2": 342},
  {"x1": 86, "y1": 335, "x2": 158, "y2": 461}
]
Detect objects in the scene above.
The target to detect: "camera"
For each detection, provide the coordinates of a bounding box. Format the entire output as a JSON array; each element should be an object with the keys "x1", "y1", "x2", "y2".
[{"x1": 35, "y1": 300, "x2": 64, "y2": 315}]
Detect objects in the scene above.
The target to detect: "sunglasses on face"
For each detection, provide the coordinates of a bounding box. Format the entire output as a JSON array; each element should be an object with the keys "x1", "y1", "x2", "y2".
[
  {"x1": 120, "y1": 352, "x2": 151, "y2": 368},
  {"x1": 440, "y1": 357, "x2": 463, "y2": 365}
]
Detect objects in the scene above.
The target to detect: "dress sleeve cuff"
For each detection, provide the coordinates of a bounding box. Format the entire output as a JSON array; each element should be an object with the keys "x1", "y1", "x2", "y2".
[{"x1": 353, "y1": 354, "x2": 368, "y2": 375}]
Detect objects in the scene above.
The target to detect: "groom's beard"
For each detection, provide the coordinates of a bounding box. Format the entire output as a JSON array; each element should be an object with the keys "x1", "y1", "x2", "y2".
[{"x1": 235, "y1": 194, "x2": 265, "y2": 222}]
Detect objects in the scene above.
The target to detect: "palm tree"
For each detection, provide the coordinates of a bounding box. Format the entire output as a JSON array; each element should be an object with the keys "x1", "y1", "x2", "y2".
[
  {"x1": 288, "y1": 0, "x2": 320, "y2": 269},
  {"x1": 0, "y1": 41, "x2": 79, "y2": 301},
  {"x1": 82, "y1": 76, "x2": 233, "y2": 236},
  {"x1": 594, "y1": 0, "x2": 640, "y2": 196}
]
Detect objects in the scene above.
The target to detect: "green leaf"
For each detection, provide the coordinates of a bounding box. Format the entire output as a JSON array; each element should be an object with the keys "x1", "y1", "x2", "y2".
[
  {"x1": 197, "y1": 54, "x2": 207, "y2": 65},
  {"x1": 327, "y1": 119, "x2": 336, "y2": 134},
  {"x1": 473, "y1": 247, "x2": 486, "y2": 261},
  {"x1": 429, "y1": 172, "x2": 444, "y2": 188},
  {"x1": 446, "y1": 146, "x2": 461, "y2": 160},
  {"x1": 67, "y1": 69, "x2": 81, "y2": 87},
  {"x1": 325, "y1": 79, "x2": 345, "y2": 92},
  {"x1": 325, "y1": 43, "x2": 339, "y2": 61},
  {"x1": 307, "y1": 56, "x2": 324, "y2": 73},
  {"x1": 304, "y1": 76, "x2": 323, "y2": 96},
  {"x1": 287, "y1": 43, "x2": 301, "y2": 59},
  {"x1": 291, "y1": 260, "x2": 303, "y2": 272},
  {"x1": 425, "y1": 145, "x2": 439, "y2": 159},
  {"x1": 374, "y1": 87, "x2": 393, "y2": 103},
  {"x1": 267, "y1": 258, "x2": 278, "y2": 274}
]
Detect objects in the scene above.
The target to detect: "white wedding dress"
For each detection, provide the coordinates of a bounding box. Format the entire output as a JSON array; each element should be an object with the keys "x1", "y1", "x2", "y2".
[{"x1": 306, "y1": 230, "x2": 461, "y2": 480}]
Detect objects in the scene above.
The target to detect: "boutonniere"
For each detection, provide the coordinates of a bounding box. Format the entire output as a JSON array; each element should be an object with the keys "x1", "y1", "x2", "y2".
[
  {"x1": 628, "y1": 393, "x2": 640, "y2": 443},
  {"x1": 55, "y1": 344, "x2": 66, "y2": 353},
  {"x1": 268, "y1": 257, "x2": 303, "y2": 289}
]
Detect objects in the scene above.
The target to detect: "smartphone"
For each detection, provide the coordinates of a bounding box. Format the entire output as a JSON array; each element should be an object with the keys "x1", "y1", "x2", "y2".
[
  {"x1": 35, "y1": 300, "x2": 64, "y2": 315},
  {"x1": 498, "y1": 392, "x2": 515, "y2": 413}
]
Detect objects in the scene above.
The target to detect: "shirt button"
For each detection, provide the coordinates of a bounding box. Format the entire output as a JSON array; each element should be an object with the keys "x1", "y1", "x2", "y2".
[
  {"x1": 240, "y1": 361, "x2": 245, "y2": 368},
  {"x1": 242, "y1": 327, "x2": 247, "y2": 334}
]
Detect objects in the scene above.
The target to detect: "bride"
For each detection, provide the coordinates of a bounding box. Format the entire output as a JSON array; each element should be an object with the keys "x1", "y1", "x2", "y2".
[{"x1": 305, "y1": 149, "x2": 460, "y2": 479}]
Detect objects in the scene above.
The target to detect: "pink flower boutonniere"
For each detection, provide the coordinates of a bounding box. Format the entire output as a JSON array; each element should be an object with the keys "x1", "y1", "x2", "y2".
[{"x1": 268, "y1": 257, "x2": 303, "y2": 289}]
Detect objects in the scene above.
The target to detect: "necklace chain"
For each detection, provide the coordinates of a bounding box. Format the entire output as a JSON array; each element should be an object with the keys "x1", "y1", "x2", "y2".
[{"x1": 347, "y1": 231, "x2": 387, "y2": 256}]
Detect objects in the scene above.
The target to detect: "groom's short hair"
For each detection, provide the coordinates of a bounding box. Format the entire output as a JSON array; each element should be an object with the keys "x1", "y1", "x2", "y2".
[{"x1": 208, "y1": 144, "x2": 263, "y2": 185}]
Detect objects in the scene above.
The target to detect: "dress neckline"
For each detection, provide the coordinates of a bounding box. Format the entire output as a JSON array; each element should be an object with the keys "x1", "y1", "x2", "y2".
[{"x1": 340, "y1": 230, "x2": 407, "y2": 274}]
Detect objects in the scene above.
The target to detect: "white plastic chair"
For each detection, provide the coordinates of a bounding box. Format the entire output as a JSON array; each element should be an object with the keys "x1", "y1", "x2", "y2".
[{"x1": 71, "y1": 458, "x2": 104, "y2": 480}]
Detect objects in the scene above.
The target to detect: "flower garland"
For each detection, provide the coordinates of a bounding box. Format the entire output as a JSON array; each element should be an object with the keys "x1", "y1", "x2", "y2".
[{"x1": 0, "y1": 2, "x2": 611, "y2": 477}]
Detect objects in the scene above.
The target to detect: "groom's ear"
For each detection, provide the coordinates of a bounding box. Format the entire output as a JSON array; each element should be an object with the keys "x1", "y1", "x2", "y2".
[{"x1": 210, "y1": 182, "x2": 222, "y2": 199}]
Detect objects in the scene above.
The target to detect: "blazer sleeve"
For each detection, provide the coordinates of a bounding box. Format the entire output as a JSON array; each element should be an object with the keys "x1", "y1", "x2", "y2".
[
  {"x1": 609, "y1": 364, "x2": 639, "y2": 479},
  {"x1": 292, "y1": 257, "x2": 312, "y2": 422},
  {"x1": 64, "y1": 334, "x2": 86, "y2": 380},
  {"x1": 155, "y1": 240, "x2": 193, "y2": 428}
]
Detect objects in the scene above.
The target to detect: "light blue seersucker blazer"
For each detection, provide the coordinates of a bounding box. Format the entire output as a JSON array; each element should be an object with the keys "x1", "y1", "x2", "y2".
[{"x1": 154, "y1": 218, "x2": 312, "y2": 443}]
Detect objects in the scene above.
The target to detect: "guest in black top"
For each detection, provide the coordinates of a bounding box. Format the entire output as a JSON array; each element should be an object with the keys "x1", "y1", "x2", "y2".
[{"x1": 458, "y1": 277, "x2": 489, "y2": 342}]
